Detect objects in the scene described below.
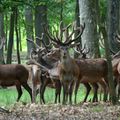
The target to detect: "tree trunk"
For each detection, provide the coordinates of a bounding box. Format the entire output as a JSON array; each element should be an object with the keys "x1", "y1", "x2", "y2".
[
  {"x1": 74, "y1": 0, "x2": 81, "y2": 58},
  {"x1": 75, "y1": 0, "x2": 80, "y2": 39},
  {"x1": 119, "y1": 1, "x2": 120, "y2": 33},
  {"x1": 35, "y1": 4, "x2": 48, "y2": 46},
  {"x1": 5, "y1": 14, "x2": 8, "y2": 51},
  {"x1": 15, "y1": 7, "x2": 21, "y2": 64},
  {"x1": 18, "y1": 15, "x2": 22, "y2": 51},
  {"x1": 25, "y1": 6, "x2": 34, "y2": 58},
  {"x1": 107, "y1": 0, "x2": 119, "y2": 52},
  {"x1": 79, "y1": 0, "x2": 100, "y2": 58},
  {"x1": 6, "y1": 7, "x2": 15, "y2": 64},
  {"x1": 0, "y1": 12, "x2": 5, "y2": 64},
  {"x1": 107, "y1": 0, "x2": 117, "y2": 104}
]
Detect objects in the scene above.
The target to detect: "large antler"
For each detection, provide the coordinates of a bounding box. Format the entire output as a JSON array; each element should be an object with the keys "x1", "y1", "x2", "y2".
[
  {"x1": 26, "y1": 38, "x2": 41, "y2": 50},
  {"x1": 115, "y1": 33, "x2": 120, "y2": 43},
  {"x1": 36, "y1": 33, "x2": 52, "y2": 52},
  {"x1": 74, "y1": 43, "x2": 90, "y2": 58},
  {"x1": 45, "y1": 22, "x2": 85, "y2": 47},
  {"x1": 65, "y1": 22, "x2": 85, "y2": 45}
]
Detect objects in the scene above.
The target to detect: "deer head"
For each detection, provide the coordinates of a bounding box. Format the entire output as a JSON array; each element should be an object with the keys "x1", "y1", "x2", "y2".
[
  {"x1": 44, "y1": 21, "x2": 85, "y2": 61},
  {"x1": 73, "y1": 43, "x2": 90, "y2": 59}
]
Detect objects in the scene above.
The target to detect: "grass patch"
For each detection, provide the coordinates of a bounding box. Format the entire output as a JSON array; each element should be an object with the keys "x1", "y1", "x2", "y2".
[{"x1": 0, "y1": 85, "x2": 95, "y2": 107}]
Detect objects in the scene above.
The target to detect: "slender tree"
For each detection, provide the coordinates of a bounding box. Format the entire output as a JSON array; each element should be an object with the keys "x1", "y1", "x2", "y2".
[
  {"x1": 35, "y1": 3, "x2": 48, "y2": 46},
  {"x1": 6, "y1": 7, "x2": 15, "y2": 64},
  {"x1": 15, "y1": 7, "x2": 21, "y2": 64},
  {"x1": 0, "y1": 11, "x2": 5, "y2": 64},
  {"x1": 107, "y1": 0, "x2": 119, "y2": 52},
  {"x1": 5, "y1": 13, "x2": 8, "y2": 51},
  {"x1": 106, "y1": 0, "x2": 118, "y2": 104}
]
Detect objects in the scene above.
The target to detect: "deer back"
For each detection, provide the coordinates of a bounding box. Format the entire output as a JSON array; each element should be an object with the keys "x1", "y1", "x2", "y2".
[{"x1": 76, "y1": 58, "x2": 108, "y2": 78}]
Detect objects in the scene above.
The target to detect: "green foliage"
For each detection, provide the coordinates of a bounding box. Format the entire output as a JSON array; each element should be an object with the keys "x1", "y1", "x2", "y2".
[
  {"x1": 48, "y1": 0, "x2": 76, "y2": 27},
  {"x1": 1, "y1": 0, "x2": 108, "y2": 55}
]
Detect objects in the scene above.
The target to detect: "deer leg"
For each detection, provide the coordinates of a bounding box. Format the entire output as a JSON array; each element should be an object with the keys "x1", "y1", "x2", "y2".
[
  {"x1": 32, "y1": 79, "x2": 37, "y2": 103},
  {"x1": 39, "y1": 84, "x2": 42, "y2": 103},
  {"x1": 54, "y1": 80, "x2": 61, "y2": 104},
  {"x1": 55, "y1": 89, "x2": 58, "y2": 104},
  {"x1": 74, "y1": 80, "x2": 80, "y2": 104},
  {"x1": 16, "y1": 85, "x2": 22, "y2": 102},
  {"x1": 91, "y1": 83, "x2": 99, "y2": 102},
  {"x1": 118, "y1": 83, "x2": 120, "y2": 100},
  {"x1": 62, "y1": 83, "x2": 67, "y2": 105},
  {"x1": 22, "y1": 83, "x2": 32, "y2": 102},
  {"x1": 40, "y1": 82, "x2": 47, "y2": 104},
  {"x1": 99, "y1": 80, "x2": 108, "y2": 102},
  {"x1": 115, "y1": 77, "x2": 120, "y2": 100},
  {"x1": 83, "y1": 83, "x2": 91, "y2": 102},
  {"x1": 58, "y1": 81, "x2": 61, "y2": 103},
  {"x1": 69, "y1": 81, "x2": 74, "y2": 104}
]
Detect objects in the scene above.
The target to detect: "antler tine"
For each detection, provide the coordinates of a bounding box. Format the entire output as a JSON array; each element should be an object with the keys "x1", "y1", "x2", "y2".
[
  {"x1": 62, "y1": 23, "x2": 72, "y2": 31},
  {"x1": 115, "y1": 33, "x2": 120, "y2": 43},
  {"x1": 67, "y1": 22, "x2": 75, "y2": 41},
  {"x1": 30, "y1": 48, "x2": 37, "y2": 59},
  {"x1": 99, "y1": 38, "x2": 105, "y2": 49},
  {"x1": 63, "y1": 23, "x2": 72, "y2": 43},
  {"x1": 77, "y1": 43, "x2": 86, "y2": 53},
  {"x1": 26, "y1": 38, "x2": 41, "y2": 49},
  {"x1": 110, "y1": 47, "x2": 116, "y2": 55},
  {"x1": 36, "y1": 33, "x2": 49, "y2": 51},
  {"x1": 44, "y1": 26, "x2": 62, "y2": 45},
  {"x1": 73, "y1": 47, "x2": 81, "y2": 54},
  {"x1": 65, "y1": 23, "x2": 85, "y2": 45},
  {"x1": 59, "y1": 21, "x2": 63, "y2": 40},
  {"x1": 84, "y1": 47, "x2": 90, "y2": 55},
  {"x1": 52, "y1": 25, "x2": 60, "y2": 41}
]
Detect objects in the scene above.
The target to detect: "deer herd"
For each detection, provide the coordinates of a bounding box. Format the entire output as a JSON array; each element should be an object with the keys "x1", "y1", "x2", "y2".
[{"x1": 1, "y1": 22, "x2": 120, "y2": 105}]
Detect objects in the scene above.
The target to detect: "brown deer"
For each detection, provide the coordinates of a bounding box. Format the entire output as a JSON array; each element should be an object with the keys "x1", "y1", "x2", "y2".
[
  {"x1": 27, "y1": 38, "x2": 61, "y2": 104},
  {"x1": 112, "y1": 34, "x2": 120, "y2": 99},
  {"x1": 0, "y1": 38, "x2": 32, "y2": 102},
  {"x1": 43, "y1": 44, "x2": 98, "y2": 103},
  {"x1": 75, "y1": 58, "x2": 109, "y2": 102},
  {"x1": 74, "y1": 45, "x2": 99, "y2": 102},
  {"x1": 0, "y1": 64, "x2": 32, "y2": 102},
  {"x1": 45, "y1": 22, "x2": 85, "y2": 104}
]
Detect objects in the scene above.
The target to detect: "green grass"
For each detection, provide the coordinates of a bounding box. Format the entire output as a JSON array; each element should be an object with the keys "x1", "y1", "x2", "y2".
[{"x1": 0, "y1": 85, "x2": 94, "y2": 107}]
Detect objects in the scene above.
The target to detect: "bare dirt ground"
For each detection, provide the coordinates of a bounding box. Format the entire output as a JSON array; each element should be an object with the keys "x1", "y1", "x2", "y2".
[{"x1": 0, "y1": 102, "x2": 120, "y2": 120}]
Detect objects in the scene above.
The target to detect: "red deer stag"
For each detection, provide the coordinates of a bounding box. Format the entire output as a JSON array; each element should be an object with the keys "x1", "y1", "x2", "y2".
[{"x1": 45, "y1": 22, "x2": 85, "y2": 104}]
